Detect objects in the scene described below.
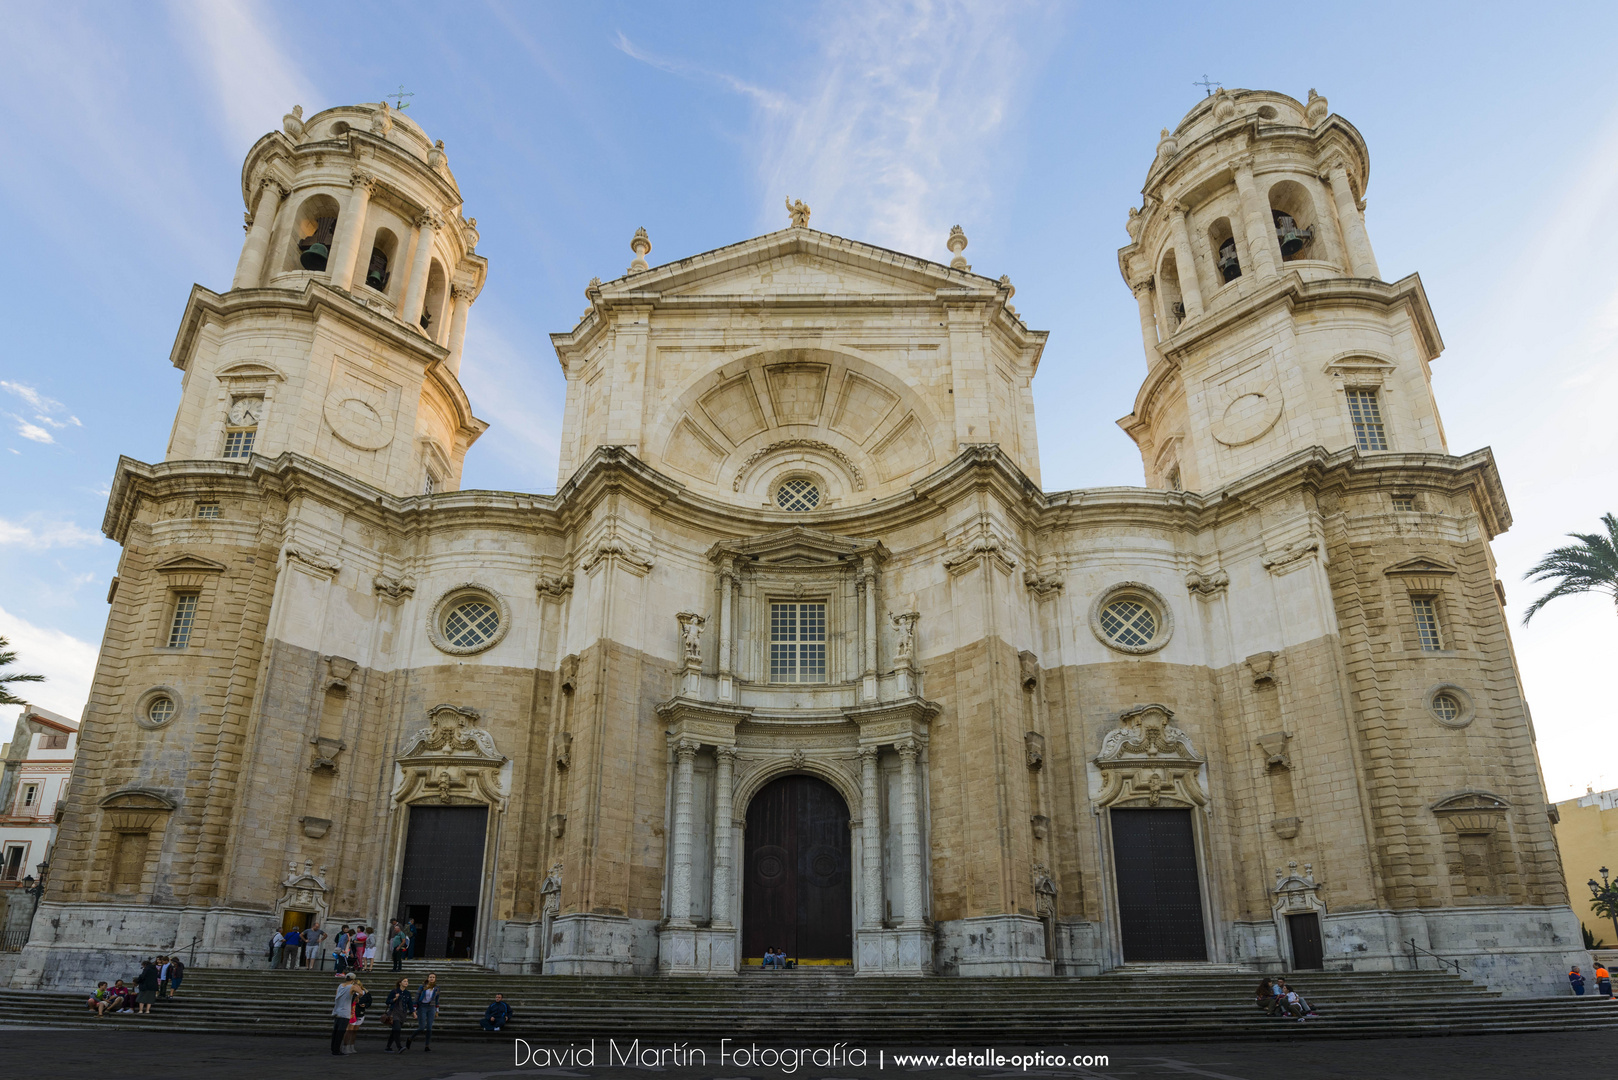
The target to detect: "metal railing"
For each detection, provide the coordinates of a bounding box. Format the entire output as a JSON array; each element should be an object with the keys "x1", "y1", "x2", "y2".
[
  {"x1": 180, "y1": 935, "x2": 201, "y2": 967},
  {"x1": 0, "y1": 928, "x2": 29, "y2": 953},
  {"x1": 1407, "y1": 938, "x2": 1466, "y2": 976}
]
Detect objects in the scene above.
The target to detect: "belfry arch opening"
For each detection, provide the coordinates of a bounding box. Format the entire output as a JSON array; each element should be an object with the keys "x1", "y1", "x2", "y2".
[
  {"x1": 742, "y1": 774, "x2": 852, "y2": 966},
  {"x1": 283, "y1": 193, "x2": 340, "y2": 273},
  {"x1": 365, "y1": 227, "x2": 398, "y2": 294},
  {"x1": 1268, "y1": 180, "x2": 1320, "y2": 262},
  {"x1": 1208, "y1": 218, "x2": 1241, "y2": 283}
]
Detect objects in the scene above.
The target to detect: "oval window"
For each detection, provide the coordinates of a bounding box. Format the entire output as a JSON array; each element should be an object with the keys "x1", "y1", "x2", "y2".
[
  {"x1": 1431, "y1": 692, "x2": 1461, "y2": 723},
  {"x1": 1098, "y1": 598, "x2": 1158, "y2": 649},
  {"x1": 443, "y1": 600, "x2": 500, "y2": 649},
  {"x1": 775, "y1": 478, "x2": 821, "y2": 512},
  {"x1": 147, "y1": 696, "x2": 176, "y2": 726}
]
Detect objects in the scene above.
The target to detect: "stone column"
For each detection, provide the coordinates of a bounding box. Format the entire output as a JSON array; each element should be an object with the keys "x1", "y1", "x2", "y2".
[
  {"x1": 860, "y1": 555, "x2": 878, "y2": 700},
  {"x1": 1167, "y1": 202, "x2": 1204, "y2": 317},
  {"x1": 712, "y1": 747, "x2": 736, "y2": 927},
  {"x1": 1324, "y1": 159, "x2": 1380, "y2": 279},
  {"x1": 445, "y1": 285, "x2": 474, "y2": 373},
  {"x1": 717, "y1": 556, "x2": 735, "y2": 701},
  {"x1": 232, "y1": 179, "x2": 285, "y2": 290},
  {"x1": 859, "y1": 747, "x2": 883, "y2": 928},
  {"x1": 897, "y1": 740, "x2": 924, "y2": 927},
  {"x1": 1232, "y1": 157, "x2": 1279, "y2": 279},
  {"x1": 669, "y1": 740, "x2": 697, "y2": 927},
  {"x1": 400, "y1": 212, "x2": 441, "y2": 330},
  {"x1": 328, "y1": 171, "x2": 376, "y2": 291},
  {"x1": 1130, "y1": 280, "x2": 1159, "y2": 369}
]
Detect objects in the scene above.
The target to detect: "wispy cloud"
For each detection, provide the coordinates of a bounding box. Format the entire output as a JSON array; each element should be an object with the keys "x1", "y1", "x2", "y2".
[
  {"x1": 0, "y1": 516, "x2": 104, "y2": 550},
  {"x1": 618, "y1": 1, "x2": 1049, "y2": 257},
  {"x1": 165, "y1": 0, "x2": 318, "y2": 150},
  {"x1": 456, "y1": 317, "x2": 564, "y2": 493},
  {"x1": 11, "y1": 419, "x2": 55, "y2": 444},
  {"x1": 0, "y1": 604, "x2": 100, "y2": 740},
  {"x1": 3, "y1": 380, "x2": 84, "y2": 445}
]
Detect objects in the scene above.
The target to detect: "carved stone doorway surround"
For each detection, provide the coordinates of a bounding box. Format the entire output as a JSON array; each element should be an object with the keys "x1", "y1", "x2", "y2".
[
  {"x1": 655, "y1": 695, "x2": 938, "y2": 975},
  {"x1": 1088, "y1": 703, "x2": 1225, "y2": 967},
  {"x1": 378, "y1": 704, "x2": 510, "y2": 968}
]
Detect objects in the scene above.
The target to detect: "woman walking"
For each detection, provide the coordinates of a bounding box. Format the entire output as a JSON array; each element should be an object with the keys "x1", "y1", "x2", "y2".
[
  {"x1": 343, "y1": 977, "x2": 370, "y2": 1054},
  {"x1": 384, "y1": 977, "x2": 415, "y2": 1052},
  {"x1": 406, "y1": 972, "x2": 441, "y2": 1052}
]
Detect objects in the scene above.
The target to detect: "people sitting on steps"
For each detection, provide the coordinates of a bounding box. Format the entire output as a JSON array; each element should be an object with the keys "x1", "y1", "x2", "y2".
[{"x1": 482, "y1": 992, "x2": 513, "y2": 1031}]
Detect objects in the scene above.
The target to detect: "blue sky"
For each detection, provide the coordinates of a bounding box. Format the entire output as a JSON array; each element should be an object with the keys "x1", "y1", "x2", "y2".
[{"x1": 1, "y1": 1, "x2": 1615, "y2": 799}]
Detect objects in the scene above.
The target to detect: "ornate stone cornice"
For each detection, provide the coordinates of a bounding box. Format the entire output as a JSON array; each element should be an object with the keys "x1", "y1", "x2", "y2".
[{"x1": 731, "y1": 439, "x2": 866, "y2": 492}]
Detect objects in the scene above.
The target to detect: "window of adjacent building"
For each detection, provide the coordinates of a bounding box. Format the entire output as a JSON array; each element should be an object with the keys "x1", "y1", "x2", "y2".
[
  {"x1": 1391, "y1": 495, "x2": 1415, "y2": 511},
  {"x1": 167, "y1": 593, "x2": 200, "y2": 648},
  {"x1": 111, "y1": 831, "x2": 150, "y2": 892},
  {"x1": 769, "y1": 601, "x2": 827, "y2": 683},
  {"x1": 196, "y1": 502, "x2": 221, "y2": 519},
  {"x1": 1344, "y1": 388, "x2": 1388, "y2": 451},
  {"x1": 20, "y1": 783, "x2": 39, "y2": 809},
  {"x1": 1, "y1": 844, "x2": 24, "y2": 881},
  {"x1": 41, "y1": 732, "x2": 68, "y2": 750},
  {"x1": 222, "y1": 396, "x2": 263, "y2": 459},
  {"x1": 1411, "y1": 596, "x2": 1443, "y2": 652},
  {"x1": 775, "y1": 477, "x2": 821, "y2": 512}
]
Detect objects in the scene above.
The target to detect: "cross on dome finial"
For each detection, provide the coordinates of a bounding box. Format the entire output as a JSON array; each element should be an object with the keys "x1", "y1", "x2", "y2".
[
  {"x1": 386, "y1": 85, "x2": 414, "y2": 111},
  {"x1": 785, "y1": 197, "x2": 811, "y2": 228},
  {"x1": 1193, "y1": 74, "x2": 1222, "y2": 97}
]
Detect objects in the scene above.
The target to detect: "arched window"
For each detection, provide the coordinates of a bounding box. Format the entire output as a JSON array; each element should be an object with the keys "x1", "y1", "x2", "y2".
[
  {"x1": 422, "y1": 260, "x2": 447, "y2": 337},
  {"x1": 282, "y1": 194, "x2": 341, "y2": 274},
  {"x1": 364, "y1": 228, "x2": 397, "y2": 293},
  {"x1": 1268, "y1": 180, "x2": 1321, "y2": 263},
  {"x1": 1158, "y1": 250, "x2": 1186, "y2": 328},
  {"x1": 1208, "y1": 218, "x2": 1240, "y2": 283}
]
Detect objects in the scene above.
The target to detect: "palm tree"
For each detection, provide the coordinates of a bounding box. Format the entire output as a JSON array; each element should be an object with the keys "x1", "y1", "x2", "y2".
[
  {"x1": 0, "y1": 635, "x2": 45, "y2": 706},
  {"x1": 1522, "y1": 512, "x2": 1618, "y2": 624}
]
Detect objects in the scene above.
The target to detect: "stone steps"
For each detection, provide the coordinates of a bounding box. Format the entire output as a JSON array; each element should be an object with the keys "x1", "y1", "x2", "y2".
[{"x1": 8, "y1": 967, "x2": 1615, "y2": 1042}]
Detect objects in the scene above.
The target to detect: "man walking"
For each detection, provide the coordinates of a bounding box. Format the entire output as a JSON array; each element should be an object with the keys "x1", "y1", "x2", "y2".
[
  {"x1": 331, "y1": 973, "x2": 356, "y2": 1056},
  {"x1": 305, "y1": 922, "x2": 327, "y2": 969},
  {"x1": 284, "y1": 926, "x2": 303, "y2": 969},
  {"x1": 270, "y1": 929, "x2": 285, "y2": 969},
  {"x1": 406, "y1": 917, "x2": 419, "y2": 960},
  {"x1": 391, "y1": 923, "x2": 409, "y2": 972}
]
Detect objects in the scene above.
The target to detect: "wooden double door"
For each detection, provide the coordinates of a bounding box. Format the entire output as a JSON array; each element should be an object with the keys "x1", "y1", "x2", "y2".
[
  {"x1": 1110, "y1": 807, "x2": 1209, "y2": 962},
  {"x1": 742, "y1": 775, "x2": 852, "y2": 963},
  {"x1": 396, "y1": 805, "x2": 487, "y2": 959}
]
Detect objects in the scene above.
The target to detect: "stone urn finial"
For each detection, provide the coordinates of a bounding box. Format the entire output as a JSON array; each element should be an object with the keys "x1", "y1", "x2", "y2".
[
  {"x1": 628, "y1": 226, "x2": 651, "y2": 273},
  {"x1": 282, "y1": 104, "x2": 305, "y2": 142},
  {"x1": 1305, "y1": 88, "x2": 1329, "y2": 126},
  {"x1": 948, "y1": 225, "x2": 970, "y2": 271},
  {"x1": 428, "y1": 139, "x2": 448, "y2": 170},
  {"x1": 1156, "y1": 127, "x2": 1179, "y2": 162},
  {"x1": 1212, "y1": 89, "x2": 1236, "y2": 124}
]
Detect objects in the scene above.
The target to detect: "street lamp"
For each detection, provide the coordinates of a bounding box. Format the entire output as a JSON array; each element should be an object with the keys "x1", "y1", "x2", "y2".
[{"x1": 1587, "y1": 865, "x2": 1618, "y2": 947}]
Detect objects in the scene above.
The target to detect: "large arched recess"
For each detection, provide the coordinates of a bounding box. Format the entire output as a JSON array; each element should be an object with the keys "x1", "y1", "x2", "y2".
[{"x1": 741, "y1": 774, "x2": 853, "y2": 965}]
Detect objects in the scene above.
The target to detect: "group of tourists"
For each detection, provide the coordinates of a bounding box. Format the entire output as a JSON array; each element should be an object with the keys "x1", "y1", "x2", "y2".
[
  {"x1": 268, "y1": 922, "x2": 329, "y2": 969},
  {"x1": 1568, "y1": 963, "x2": 1613, "y2": 996},
  {"x1": 84, "y1": 955, "x2": 184, "y2": 1017},
  {"x1": 760, "y1": 946, "x2": 792, "y2": 969},
  {"x1": 329, "y1": 971, "x2": 515, "y2": 1053},
  {"x1": 1255, "y1": 976, "x2": 1318, "y2": 1020},
  {"x1": 333, "y1": 925, "x2": 380, "y2": 972}
]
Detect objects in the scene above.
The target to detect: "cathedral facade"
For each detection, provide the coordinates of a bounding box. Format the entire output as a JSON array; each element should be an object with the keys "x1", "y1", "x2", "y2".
[{"x1": 14, "y1": 90, "x2": 1582, "y2": 996}]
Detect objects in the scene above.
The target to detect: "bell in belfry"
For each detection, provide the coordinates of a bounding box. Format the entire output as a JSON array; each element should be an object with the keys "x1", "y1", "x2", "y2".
[
  {"x1": 299, "y1": 216, "x2": 337, "y2": 271},
  {"x1": 364, "y1": 246, "x2": 390, "y2": 291},
  {"x1": 1273, "y1": 210, "x2": 1313, "y2": 258}
]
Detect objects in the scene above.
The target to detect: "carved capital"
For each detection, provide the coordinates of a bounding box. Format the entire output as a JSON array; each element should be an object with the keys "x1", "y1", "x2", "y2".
[
  {"x1": 856, "y1": 746, "x2": 880, "y2": 763},
  {"x1": 715, "y1": 745, "x2": 739, "y2": 763},
  {"x1": 536, "y1": 572, "x2": 574, "y2": 597},
  {"x1": 349, "y1": 170, "x2": 377, "y2": 192},
  {"x1": 415, "y1": 210, "x2": 444, "y2": 232},
  {"x1": 674, "y1": 739, "x2": 699, "y2": 762},
  {"x1": 895, "y1": 739, "x2": 919, "y2": 762}
]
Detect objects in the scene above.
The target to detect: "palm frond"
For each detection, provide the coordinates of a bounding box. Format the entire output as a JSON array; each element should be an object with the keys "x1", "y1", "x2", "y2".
[{"x1": 1521, "y1": 514, "x2": 1618, "y2": 624}]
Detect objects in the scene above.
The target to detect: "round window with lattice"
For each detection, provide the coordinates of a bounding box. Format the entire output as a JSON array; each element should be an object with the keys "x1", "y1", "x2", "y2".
[
  {"x1": 1088, "y1": 582, "x2": 1174, "y2": 655},
  {"x1": 1425, "y1": 683, "x2": 1475, "y2": 728},
  {"x1": 775, "y1": 477, "x2": 821, "y2": 512},
  {"x1": 427, "y1": 584, "x2": 512, "y2": 656},
  {"x1": 147, "y1": 696, "x2": 176, "y2": 726}
]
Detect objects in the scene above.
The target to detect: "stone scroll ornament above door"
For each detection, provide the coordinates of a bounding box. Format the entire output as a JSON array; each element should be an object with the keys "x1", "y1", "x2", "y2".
[
  {"x1": 1093, "y1": 704, "x2": 1208, "y2": 810},
  {"x1": 391, "y1": 704, "x2": 509, "y2": 810}
]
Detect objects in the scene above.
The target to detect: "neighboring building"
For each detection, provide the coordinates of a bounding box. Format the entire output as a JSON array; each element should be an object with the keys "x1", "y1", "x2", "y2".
[
  {"x1": 13, "y1": 90, "x2": 1585, "y2": 996},
  {"x1": 0, "y1": 707, "x2": 79, "y2": 934},
  {"x1": 1554, "y1": 787, "x2": 1618, "y2": 946}
]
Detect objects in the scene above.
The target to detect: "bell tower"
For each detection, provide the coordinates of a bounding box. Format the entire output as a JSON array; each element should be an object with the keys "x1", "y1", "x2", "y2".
[
  {"x1": 164, "y1": 102, "x2": 488, "y2": 496},
  {"x1": 1116, "y1": 89, "x2": 1446, "y2": 493}
]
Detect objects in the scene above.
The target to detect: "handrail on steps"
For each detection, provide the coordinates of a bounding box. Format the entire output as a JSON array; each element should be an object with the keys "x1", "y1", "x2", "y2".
[{"x1": 1406, "y1": 938, "x2": 1466, "y2": 976}]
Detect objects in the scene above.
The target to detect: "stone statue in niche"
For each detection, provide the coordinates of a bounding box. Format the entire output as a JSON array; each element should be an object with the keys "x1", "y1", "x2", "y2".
[
  {"x1": 891, "y1": 609, "x2": 920, "y2": 665},
  {"x1": 676, "y1": 612, "x2": 705, "y2": 666}
]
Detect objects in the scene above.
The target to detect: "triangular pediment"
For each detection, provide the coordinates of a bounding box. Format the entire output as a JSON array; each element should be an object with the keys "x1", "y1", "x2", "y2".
[
  {"x1": 603, "y1": 228, "x2": 1001, "y2": 303},
  {"x1": 154, "y1": 553, "x2": 228, "y2": 574},
  {"x1": 709, "y1": 525, "x2": 886, "y2": 567}
]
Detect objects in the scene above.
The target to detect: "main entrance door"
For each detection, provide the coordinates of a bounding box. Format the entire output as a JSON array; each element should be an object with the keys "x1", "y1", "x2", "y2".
[
  {"x1": 743, "y1": 775, "x2": 852, "y2": 964},
  {"x1": 1110, "y1": 807, "x2": 1208, "y2": 962},
  {"x1": 397, "y1": 804, "x2": 487, "y2": 959}
]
